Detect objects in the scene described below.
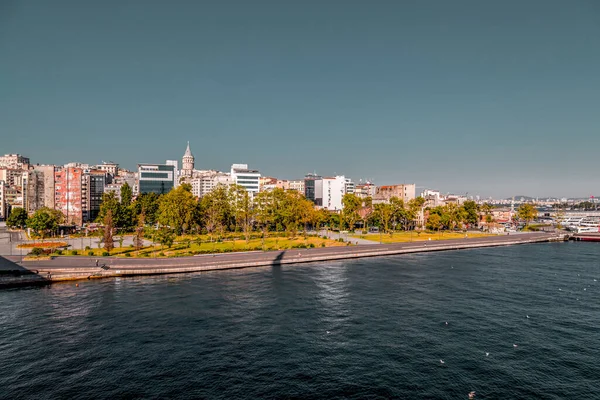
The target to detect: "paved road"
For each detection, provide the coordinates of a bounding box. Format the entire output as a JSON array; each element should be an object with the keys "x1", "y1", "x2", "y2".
[
  {"x1": 5, "y1": 232, "x2": 561, "y2": 273},
  {"x1": 0, "y1": 225, "x2": 23, "y2": 258},
  {"x1": 318, "y1": 229, "x2": 375, "y2": 245}
]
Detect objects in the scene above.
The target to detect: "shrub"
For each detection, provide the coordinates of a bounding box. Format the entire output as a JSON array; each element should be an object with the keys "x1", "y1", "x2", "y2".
[
  {"x1": 102, "y1": 251, "x2": 110, "y2": 257},
  {"x1": 70, "y1": 250, "x2": 78, "y2": 255},
  {"x1": 85, "y1": 246, "x2": 91, "y2": 251},
  {"x1": 321, "y1": 242, "x2": 326, "y2": 247},
  {"x1": 129, "y1": 244, "x2": 134, "y2": 248},
  {"x1": 125, "y1": 252, "x2": 131, "y2": 257},
  {"x1": 54, "y1": 250, "x2": 63, "y2": 255},
  {"x1": 29, "y1": 247, "x2": 44, "y2": 256},
  {"x1": 87, "y1": 250, "x2": 94, "y2": 256},
  {"x1": 159, "y1": 252, "x2": 165, "y2": 257},
  {"x1": 309, "y1": 243, "x2": 315, "y2": 248},
  {"x1": 337, "y1": 238, "x2": 345, "y2": 242}
]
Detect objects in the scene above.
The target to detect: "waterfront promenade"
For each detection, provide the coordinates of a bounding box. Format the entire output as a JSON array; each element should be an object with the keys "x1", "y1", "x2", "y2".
[{"x1": 0, "y1": 232, "x2": 566, "y2": 288}]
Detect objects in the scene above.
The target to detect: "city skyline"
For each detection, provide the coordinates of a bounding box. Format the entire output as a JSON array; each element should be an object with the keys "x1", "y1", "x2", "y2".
[
  {"x1": 2, "y1": 0, "x2": 600, "y2": 198},
  {"x1": 2, "y1": 145, "x2": 597, "y2": 202}
]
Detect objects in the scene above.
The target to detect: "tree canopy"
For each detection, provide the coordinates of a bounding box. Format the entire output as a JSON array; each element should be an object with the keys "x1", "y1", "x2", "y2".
[
  {"x1": 26, "y1": 207, "x2": 63, "y2": 238},
  {"x1": 517, "y1": 204, "x2": 537, "y2": 225},
  {"x1": 157, "y1": 185, "x2": 198, "y2": 235},
  {"x1": 6, "y1": 208, "x2": 28, "y2": 229}
]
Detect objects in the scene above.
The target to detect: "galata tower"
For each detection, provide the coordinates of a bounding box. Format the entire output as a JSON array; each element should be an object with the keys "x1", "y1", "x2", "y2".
[{"x1": 182, "y1": 141, "x2": 195, "y2": 177}]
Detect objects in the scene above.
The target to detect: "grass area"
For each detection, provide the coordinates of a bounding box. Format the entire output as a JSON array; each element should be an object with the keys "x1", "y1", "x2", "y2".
[
  {"x1": 23, "y1": 256, "x2": 54, "y2": 261},
  {"x1": 50, "y1": 236, "x2": 347, "y2": 258},
  {"x1": 350, "y1": 231, "x2": 493, "y2": 244},
  {"x1": 17, "y1": 241, "x2": 67, "y2": 249}
]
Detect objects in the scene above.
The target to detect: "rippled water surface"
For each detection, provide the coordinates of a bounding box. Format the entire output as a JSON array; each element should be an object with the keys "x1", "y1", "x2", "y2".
[{"x1": 1, "y1": 242, "x2": 600, "y2": 399}]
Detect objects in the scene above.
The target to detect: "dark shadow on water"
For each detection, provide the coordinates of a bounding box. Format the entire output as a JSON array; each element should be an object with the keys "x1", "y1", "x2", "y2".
[{"x1": 0, "y1": 255, "x2": 50, "y2": 289}]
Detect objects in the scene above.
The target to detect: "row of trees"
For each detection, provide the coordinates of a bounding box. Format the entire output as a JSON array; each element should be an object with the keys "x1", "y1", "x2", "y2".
[
  {"x1": 98, "y1": 184, "x2": 323, "y2": 241},
  {"x1": 6, "y1": 181, "x2": 540, "y2": 241},
  {"x1": 97, "y1": 184, "x2": 480, "y2": 237},
  {"x1": 6, "y1": 207, "x2": 64, "y2": 239},
  {"x1": 424, "y1": 200, "x2": 480, "y2": 231}
]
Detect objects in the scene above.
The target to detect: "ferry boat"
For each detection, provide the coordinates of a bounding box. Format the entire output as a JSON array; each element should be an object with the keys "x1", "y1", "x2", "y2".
[
  {"x1": 576, "y1": 226, "x2": 600, "y2": 234},
  {"x1": 562, "y1": 217, "x2": 600, "y2": 232},
  {"x1": 561, "y1": 217, "x2": 585, "y2": 230}
]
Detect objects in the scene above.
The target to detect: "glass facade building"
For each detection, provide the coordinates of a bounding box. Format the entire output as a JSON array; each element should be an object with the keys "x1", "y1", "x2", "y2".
[{"x1": 138, "y1": 164, "x2": 175, "y2": 195}]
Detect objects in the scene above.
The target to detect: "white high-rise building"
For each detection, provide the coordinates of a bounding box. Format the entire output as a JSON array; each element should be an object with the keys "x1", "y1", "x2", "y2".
[
  {"x1": 230, "y1": 164, "x2": 260, "y2": 195},
  {"x1": 190, "y1": 170, "x2": 233, "y2": 197},
  {"x1": 321, "y1": 176, "x2": 346, "y2": 211},
  {"x1": 166, "y1": 160, "x2": 179, "y2": 187}
]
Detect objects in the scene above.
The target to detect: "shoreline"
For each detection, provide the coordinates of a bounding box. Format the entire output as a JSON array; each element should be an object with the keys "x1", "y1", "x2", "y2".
[{"x1": 0, "y1": 232, "x2": 568, "y2": 288}]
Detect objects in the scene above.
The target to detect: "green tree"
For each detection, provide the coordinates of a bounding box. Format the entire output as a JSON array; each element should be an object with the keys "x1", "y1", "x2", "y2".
[
  {"x1": 97, "y1": 192, "x2": 125, "y2": 228},
  {"x1": 444, "y1": 203, "x2": 467, "y2": 231},
  {"x1": 155, "y1": 228, "x2": 175, "y2": 249},
  {"x1": 26, "y1": 207, "x2": 63, "y2": 238},
  {"x1": 517, "y1": 203, "x2": 537, "y2": 226},
  {"x1": 342, "y1": 193, "x2": 361, "y2": 232},
  {"x1": 407, "y1": 197, "x2": 426, "y2": 230},
  {"x1": 461, "y1": 200, "x2": 480, "y2": 227},
  {"x1": 311, "y1": 208, "x2": 330, "y2": 232},
  {"x1": 389, "y1": 197, "x2": 408, "y2": 232},
  {"x1": 254, "y1": 190, "x2": 274, "y2": 247},
  {"x1": 6, "y1": 207, "x2": 28, "y2": 229},
  {"x1": 373, "y1": 203, "x2": 393, "y2": 233},
  {"x1": 481, "y1": 202, "x2": 494, "y2": 216},
  {"x1": 426, "y1": 213, "x2": 442, "y2": 231},
  {"x1": 120, "y1": 182, "x2": 133, "y2": 207},
  {"x1": 134, "y1": 209, "x2": 145, "y2": 253},
  {"x1": 133, "y1": 193, "x2": 160, "y2": 225},
  {"x1": 157, "y1": 185, "x2": 198, "y2": 235},
  {"x1": 279, "y1": 189, "x2": 309, "y2": 236},
  {"x1": 230, "y1": 185, "x2": 255, "y2": 243},
  {"x1": 201, "y1": 185, "x2": 231, "y2": 240},
  {"x1": 103, "y1": 209, "x2": 114, "y2": 252}
]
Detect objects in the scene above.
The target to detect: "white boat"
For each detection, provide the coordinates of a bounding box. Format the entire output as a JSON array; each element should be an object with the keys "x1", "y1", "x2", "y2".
[
  {"x1": 561, "y1": 217, "x2": 585, "y2": 230},
  {"x1": 561, "y1": 216, "x2": 600, "y2": 231},
  {"x1": 576, "y1": 226, "x2": 600, "y2": 234}
]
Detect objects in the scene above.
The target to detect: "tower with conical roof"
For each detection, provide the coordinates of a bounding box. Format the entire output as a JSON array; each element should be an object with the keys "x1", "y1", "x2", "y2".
[{"x1": 182, "y1": 141, "x2": 195, "y2": 177}]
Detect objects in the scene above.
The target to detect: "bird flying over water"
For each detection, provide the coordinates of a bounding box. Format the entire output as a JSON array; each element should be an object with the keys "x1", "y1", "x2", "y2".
[
  {"x1": 513, "y1": 344, "x2": 518, "y2": 348},
  {"x1": 440, "y1": 359, "x2": 445, "y2": 364},
  {"x1": 485, "y1": 352, "x2": 489, "y2": 356}
]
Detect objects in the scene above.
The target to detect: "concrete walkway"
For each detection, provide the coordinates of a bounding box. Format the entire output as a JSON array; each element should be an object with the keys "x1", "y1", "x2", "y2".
[
  {"x1": 317, "y1": 229, "x2": 375, "y2": 245},
  {"x1": 1, "y1": 232, "x2": 567, "y2": 288}
]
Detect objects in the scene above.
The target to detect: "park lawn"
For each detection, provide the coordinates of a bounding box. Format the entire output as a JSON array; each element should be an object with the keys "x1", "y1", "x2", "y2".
[
  {"x1": 350, "y1": 231, "x2": 493, "y2": 244},
  {"x1": 54, "y1": 236, "x2": 346, "y2": 258},
  {"x1": 17, "y1": 241, "x2": 67, "y2": 249}
]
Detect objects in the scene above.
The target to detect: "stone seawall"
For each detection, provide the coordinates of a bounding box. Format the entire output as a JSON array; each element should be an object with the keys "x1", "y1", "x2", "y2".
[{"x1": 0, "y1": 233, "x2": 567, "y2": 288}]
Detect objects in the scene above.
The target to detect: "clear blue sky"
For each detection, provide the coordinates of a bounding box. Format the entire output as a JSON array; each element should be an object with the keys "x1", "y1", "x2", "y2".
[{"x1": 1, "y1": 0, "x2": 599, "y2": 198}]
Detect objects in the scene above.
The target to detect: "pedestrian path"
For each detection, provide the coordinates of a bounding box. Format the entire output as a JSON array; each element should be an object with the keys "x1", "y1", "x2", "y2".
[{"x1": 318, "y1": 230, "x2": 376, "y2": 245}]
